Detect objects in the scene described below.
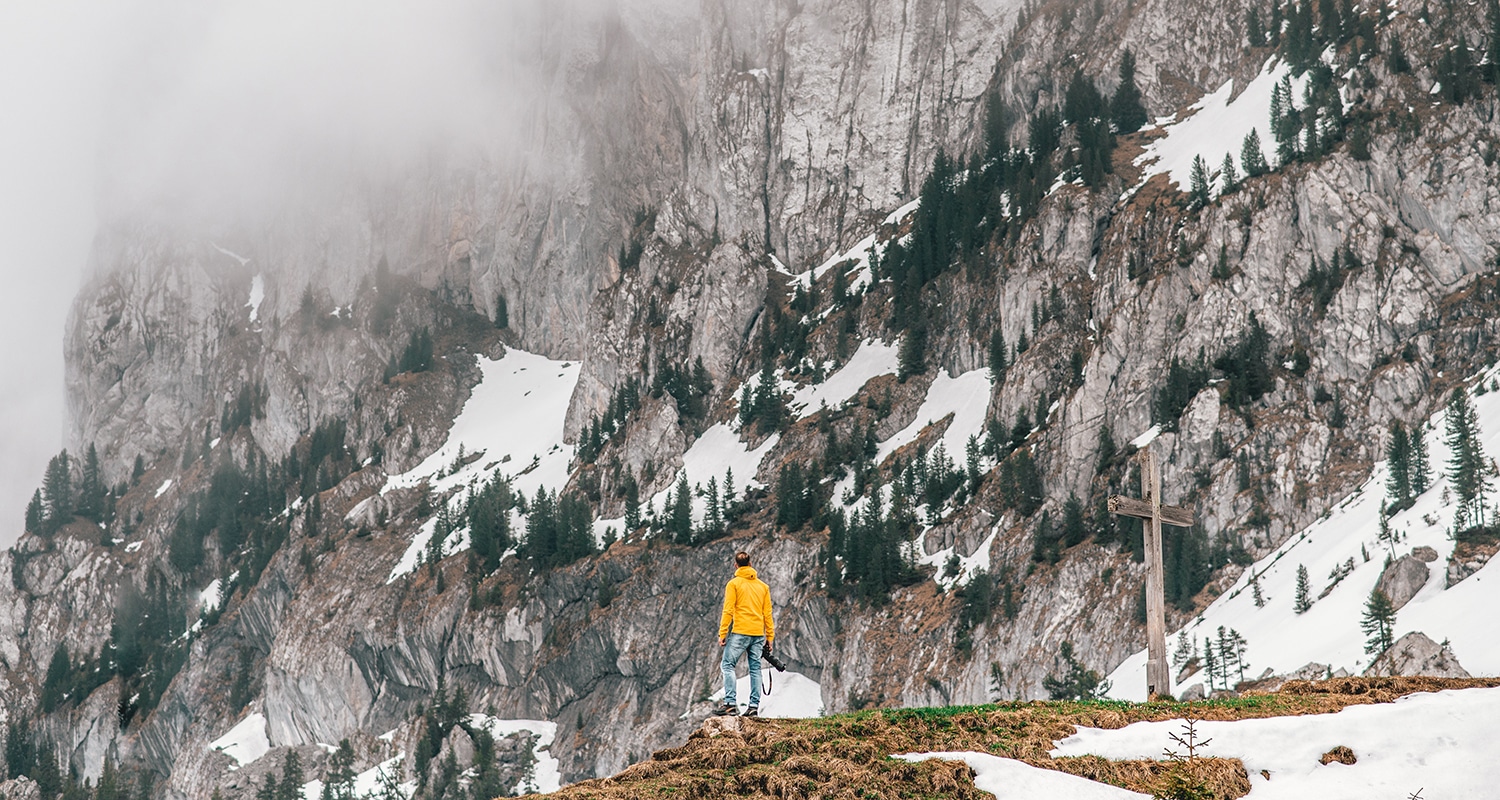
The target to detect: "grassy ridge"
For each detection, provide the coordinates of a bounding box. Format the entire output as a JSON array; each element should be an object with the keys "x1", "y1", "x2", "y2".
[{"x1": 528, "y1": 677, "x2": 1500, "y2": 800}]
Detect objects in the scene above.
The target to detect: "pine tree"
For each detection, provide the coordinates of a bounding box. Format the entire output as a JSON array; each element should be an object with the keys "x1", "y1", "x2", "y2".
[
  {"x1": 1220, "y1": 153, "x2": 1239, "y2": 195},
  {"x1": 1251, "y1": 571, "x2": 1265, "y2": 607},
  {"x1": 623, "y1": 472, "x2": 641, "y2": 532},
  {"x1": 1188, "y1": 155, "x2": 1212, "y2": 209},
  {"x1": 1202, "y1": 636, "x2": 1220, "y2": 691},
  {"x1": 1445, "y1": 387, "x2": 1491, "y2": 531},
  {"x1": 1096, "y1": 425, "x2": 1117, "y2": 474},
  {"x1": 1062, "y1": 493, "x2": 1087, "y2": 548},
  {"x1": 1361, "y1": 588, "x2": 1396, "y2": 655},
  {"x1": 1247, "y1": 7, "x2": 1266, "y2": 47},
  {"x1": 1111, "y1": 49, "x2": 1149, "y2": 133},
  {"x1": 1294, "y1": 563, "x2": 1312, "y2": 613},
  {"x1": 275, "y1": 750, "x2": 304, "y2": 800},
  {"x1": 1410, "y1": 424, "x2": 1432, "y2": 495},
  {"x1": 1216, "y1": 626, "x2": 1239, "y2": 687},
  {"x1": 987, "y1": 328, "x2": 1008, "y2": 382},
  {"x1": 24, "y1": 490, "x2": 42, "y2": 534},
  {"x1": 670, "y1": 475, "x2": 694, "y2": 544},
  {"x1": 1172, "y1": 630, "x2": 1195, "y2": 670},
  {"x1": 77, "y1": 443, "x2": 105, "y2": 522},
  {"x1": 41, "y1": 450, "x2": 73, "y2": 534},
  {"x1": 1230, "y1": 628, "x2": 1250, "y2": 682},
  {"x1": 1241, "y1": 128, "x2": 1269, "y2": 177},
  {"x1": 1386, "y1": 421, "x2": 1412, "y2": 507}
]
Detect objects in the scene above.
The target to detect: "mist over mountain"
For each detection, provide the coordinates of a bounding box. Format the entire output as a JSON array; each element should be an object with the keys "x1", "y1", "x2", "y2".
[{"x1": 5, "y1": 0, "x2": 1500, "y2": 798}]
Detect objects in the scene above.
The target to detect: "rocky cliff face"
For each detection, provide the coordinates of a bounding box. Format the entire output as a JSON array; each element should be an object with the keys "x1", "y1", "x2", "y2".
[{"x1": 12, "y1": 0, "x2": 1500, "y2": 796}]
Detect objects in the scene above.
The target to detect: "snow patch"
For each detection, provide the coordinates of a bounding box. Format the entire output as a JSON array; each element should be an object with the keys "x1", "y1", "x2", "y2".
[
  {"x1": 199, "y1": 579, "x2": 223, "y2": 612},
  {"x1": 788, "y1": 340, "x2": 900, "y2": 419},
  {"x1": 895, "y1": 752, "x2": 1147, "y2": 799},
  {"x1": 154, "y1": 479, "x2": 172, "y2": 498},
  {"x1": 209, "y1": 712, "x2": 271, "y2": 768},
  {"x1": 710, "y1": 670, "x2": 824, "y2": 718},
  {"x1": 1135, "y1": 58, "x2": 1309, "y2": 194},
  {"x1": 875, "y1": 368, "x2": 991, "y2": 466},
  {"x1": 1129, "y1": 424, "x2": 1161, "y2": 449},
  {"x1": 384, "y1": 347, "x2": 579, "y2": 581},
  {"x1": 468, "y1": 715, "x2": 561, "y2": 794},
  {"x1": 246, "y1": 274, "x2": 264, "y2": 322}
]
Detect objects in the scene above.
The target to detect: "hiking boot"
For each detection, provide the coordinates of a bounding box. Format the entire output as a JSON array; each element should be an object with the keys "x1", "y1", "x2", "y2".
[
  {"x1": 712, "y1": 703, "x2": 739, "y2": 716},
  {"x1": 744, "y1": 707, "x2": 759, "y2": 718}
]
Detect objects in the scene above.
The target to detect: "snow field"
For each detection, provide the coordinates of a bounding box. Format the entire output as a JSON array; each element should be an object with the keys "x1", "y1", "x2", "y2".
[
  {"x1": 1136, "y1": 58, "x2": 1309, "y2": 196},
  {"x1": 787, "y1": 339, "x2": 900, "y2": 420},
  {"x1": 209, "y1": 712, "x2": 272, "y2": 768},
  {"x1": 874, "y1": 368, "x2": 991, "y2": 466},
  {"x1": 384, "y1": 347, "x2": 580, "y2": 581},
  {"x1": 1053, "y1": 687, "x2": 1500, "y2": 799},
  {"x1": 1108, "y1": 363, "x2": 1500, "y2": 700}
]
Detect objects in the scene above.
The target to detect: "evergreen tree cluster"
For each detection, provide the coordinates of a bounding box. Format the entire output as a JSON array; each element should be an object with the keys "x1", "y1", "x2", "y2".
[
  {"x1": 220, "y1": 382, "x2": 269, "y2": 434},
  {"x1": 520, "y1": 487, "x2": 596, "y2": 570},
  {"x1": 1152, "y1": 354, "x2": 1211, "y2": 431},
  {"x1": 6, "y1": 720, "x2": 147, "y2": 800},
  {"x1": 576, "y1": 378, "x2": 642, "y2": 464},
  {"x1": 1300, "y1": 249, "x2": 1355, "y2": 315},
  {"x1": 1444, "y1": 387, "x2": 1492, "y2": 532},
  {"x1": 251, "y1": 751, "x2": 305, "y2": 800},
  {"x1": 1042, "y1": 640, "x2": 1111, "y2": 700},
  {"x1": 26, "y1": 445, "x2": 114, "y2": 537},
  {"x1": 651, "y1": 356, "x2": 714, "y2": 429},
  {"x1": 1165, "y1": 526, "x2": 1246, "y2": 611},
  {"x1": 1213, "y1": 313, "x2": 1274, "y2": 410},
  {"x1": 466, "y1": 475, "x2": 517, "y2": 574},
  {"x1": 390, "y1": 326, "x2": 435, "y2": 377},
  {"x1": 824, "y1": 487, "x2": 922, "y2": 604},
  {"x1": 1201, "y1": 626, "x2": 1250, "y2": 692},
  {"x1": 738, "y1": 360, "x2": 789, "y2": 436},
  {"x1": 1384, "y1": 420, "x2": 1431, "y2": 513},
  {"x1": 1271, "y1": 0, "x2": 1377, "y2": 71},
  {"x1": 110, "y1": 576, "x2": 192, "y2": 726}
]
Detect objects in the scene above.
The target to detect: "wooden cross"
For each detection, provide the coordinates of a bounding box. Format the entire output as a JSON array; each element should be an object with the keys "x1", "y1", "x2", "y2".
[{"x1": 1108, "y1": 447, "x2": 1195, "y2": 700}]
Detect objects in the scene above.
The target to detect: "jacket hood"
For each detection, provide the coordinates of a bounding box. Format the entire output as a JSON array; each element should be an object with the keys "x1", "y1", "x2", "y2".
[{"x1": 735, "y1": 566, "x2": 758, "y2": 580}]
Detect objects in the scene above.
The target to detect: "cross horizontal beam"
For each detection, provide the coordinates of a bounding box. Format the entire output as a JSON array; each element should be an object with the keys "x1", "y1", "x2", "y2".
[{"x1": 1107, "y1": 495, "x2": 1195, "y2": 528}]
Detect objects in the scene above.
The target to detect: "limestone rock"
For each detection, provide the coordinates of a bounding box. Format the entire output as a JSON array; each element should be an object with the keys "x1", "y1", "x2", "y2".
[
  {"x1": 1177, "y1": 683, "x2": 1205, "y2": 701},
  {"x1": 1364, "y1": 632, "x2": 1470, "y2": 678},
  {"x1": 1411, "y1": 546, "x2": 1439, "y2": 563},
  {"x1": 1375, "y1": 555, "x2": 1431, "y2": 611}
]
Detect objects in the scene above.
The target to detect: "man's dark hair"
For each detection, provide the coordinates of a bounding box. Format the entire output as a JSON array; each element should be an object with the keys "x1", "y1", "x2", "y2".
[{"x1": 735, "y1": 551, "x2": 751, "y2": 567}]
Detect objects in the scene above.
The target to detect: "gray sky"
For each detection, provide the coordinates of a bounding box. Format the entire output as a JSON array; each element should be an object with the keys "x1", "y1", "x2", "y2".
[
  {"x1": 0, "y1": 2, "x2": 120, "y2": 547},
  {"x1": 0, "y1": 0, "x2": 614, "y2": 546}
]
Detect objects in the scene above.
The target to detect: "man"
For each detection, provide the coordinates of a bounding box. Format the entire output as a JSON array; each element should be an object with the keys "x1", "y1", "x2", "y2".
[{"x1": 715, "y1": 551, "x2": 774, "y2": 716}]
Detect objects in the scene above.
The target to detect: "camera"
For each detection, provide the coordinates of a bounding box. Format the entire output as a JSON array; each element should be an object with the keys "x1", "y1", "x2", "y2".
[{"x1": 763, "y1": 648, "x2": 787, "y2": 672}]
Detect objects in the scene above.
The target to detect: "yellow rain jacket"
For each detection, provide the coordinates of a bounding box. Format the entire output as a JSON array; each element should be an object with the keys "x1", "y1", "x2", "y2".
[{"x1": 718, "y1": 566, "x2": 775, "y2": 642}]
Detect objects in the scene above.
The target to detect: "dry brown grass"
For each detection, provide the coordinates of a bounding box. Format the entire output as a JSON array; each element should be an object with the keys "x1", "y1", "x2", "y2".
[{"x1": 521, "y1": 677, "x2": 1500, "y2": 800}]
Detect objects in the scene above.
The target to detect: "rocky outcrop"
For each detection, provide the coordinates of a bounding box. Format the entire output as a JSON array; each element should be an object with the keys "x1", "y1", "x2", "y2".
[
  {"x1": 1377, "y1": 556, "x2": 1431, "y2": 611},
  {"x1": 1364, "y1": 632, "x2": 1469, "y2": 678}
]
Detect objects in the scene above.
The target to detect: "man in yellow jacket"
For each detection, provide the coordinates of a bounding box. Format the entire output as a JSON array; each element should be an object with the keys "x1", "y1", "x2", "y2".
[{"x1": 715, "y1": 551, "x2": 774, "y2": 716}]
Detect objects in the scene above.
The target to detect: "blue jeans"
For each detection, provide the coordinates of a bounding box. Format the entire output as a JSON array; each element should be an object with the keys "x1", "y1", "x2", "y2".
[{"x1": 721, "y1": 633, "x2": 765, "y2": 708}]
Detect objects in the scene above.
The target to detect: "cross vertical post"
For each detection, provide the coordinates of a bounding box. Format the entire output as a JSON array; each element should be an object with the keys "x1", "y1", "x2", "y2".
[
  {"x1": 1108, "y1": 446, "x2": 1195, "y2": 700},
  {"x1": 1141, "y1": 449, "x2": 1168, "y2": 699}
]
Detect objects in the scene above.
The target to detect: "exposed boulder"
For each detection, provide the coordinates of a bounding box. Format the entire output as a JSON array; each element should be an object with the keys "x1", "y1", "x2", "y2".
[
  {"x1": 1177, "y1": 683, "x2": 1205, "y2": 701},
  {"x1": 1410, "y1": 546, "x2": 1438, "y2": 563},
  {"x1": 1375, "y1": 555, "x2": 1431, "y2": 611},
  {"x1": 1364, "y1": 632, "x2": 1470, "y2": 678}
]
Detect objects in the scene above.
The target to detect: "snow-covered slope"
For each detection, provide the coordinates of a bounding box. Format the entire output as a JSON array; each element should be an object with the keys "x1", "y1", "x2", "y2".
[
  {"x1": 1055, "y1": 687, "x2": 1500, "y2": 799},
  {"x1": 1108, "y1": 365, "x2": 1500, "y2": 700}
]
